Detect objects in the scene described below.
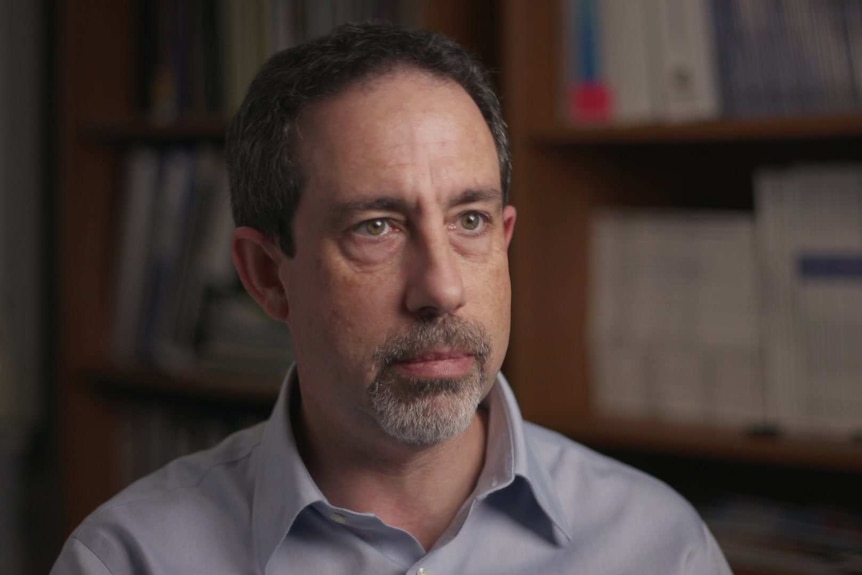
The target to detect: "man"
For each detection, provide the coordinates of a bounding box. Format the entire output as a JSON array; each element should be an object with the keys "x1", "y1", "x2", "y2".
[{"x1": 52, "y1": 23, "x2": 732, "y2": 574}]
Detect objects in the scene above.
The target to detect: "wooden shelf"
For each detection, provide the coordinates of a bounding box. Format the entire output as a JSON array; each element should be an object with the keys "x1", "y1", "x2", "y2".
[
  {"x1": 83, "y1": 365, "x2": 281, "y2": 407},
  {"x1": 83, "y1": 363, "x2": 862, "y2": 473},
  {"x1": 561, "y1": 417, "x2": 862, "y2": 472},
  {"x1": 83, "y1": 117, "x2": 228, "y2": 144},
  {"x1": 734, "y1": 569, "x2": 791, "y2": 575},
  {"x1": 532, "y1": 113, "x2": 862, "y2": 145}
]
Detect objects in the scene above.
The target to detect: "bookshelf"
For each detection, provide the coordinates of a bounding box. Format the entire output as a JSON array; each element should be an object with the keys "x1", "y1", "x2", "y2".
[
  {"x1": 533, "y1": 114, "x2": 862, "y2": 144},
  {"x1": 558, "y1": 417, "x2": 862, "y2": 472},
  {"x1": 84, "y1": 119, "x2": 228, "y2": 144},
  {"x1": 55, "y1": 0, "x2": 862, "y2": 570},
  {"x1": 501, "y1": 0, "x2": 862, "y2": 438},
  {"x1": 500, "y1": 2, "x2": 862, "y2": 570},
  {"x1": 501, "y1": 0, "x2": 862, "y2": 574},
  {"x1": 86, "y1": 366, "x2": 281, "y2": 406}
]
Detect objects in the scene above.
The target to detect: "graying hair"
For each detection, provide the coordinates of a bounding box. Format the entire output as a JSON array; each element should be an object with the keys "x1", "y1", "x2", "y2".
[{"x1": 225, "y1": 21, "x2": 511, "y2": 256}]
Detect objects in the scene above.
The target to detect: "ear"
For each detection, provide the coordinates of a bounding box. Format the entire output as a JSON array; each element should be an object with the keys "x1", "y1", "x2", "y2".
[
  {"x1": 232, "y1": 227, "x2": 291, "y2": 321},
  {"x1": 502, "y1": 205, "x2": 517, "y2": 249}
]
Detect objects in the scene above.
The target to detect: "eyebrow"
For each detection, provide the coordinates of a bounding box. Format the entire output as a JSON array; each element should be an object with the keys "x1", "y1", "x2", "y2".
[
  {"x1": 449, "y1": 187, "x2": 503, "y2": 208},
  {"x1": 331, "y1": 187, "x2": 504, "y2": 220}
]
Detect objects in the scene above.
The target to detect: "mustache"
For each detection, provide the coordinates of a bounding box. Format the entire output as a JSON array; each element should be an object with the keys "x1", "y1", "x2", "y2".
[{"x1": 373, "y1": 317, "x2": 491, "y2": 369}]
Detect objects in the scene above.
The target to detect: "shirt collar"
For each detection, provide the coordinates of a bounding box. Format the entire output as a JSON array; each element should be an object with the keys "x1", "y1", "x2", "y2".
[
  {"x1": 480, "y1": 373, "x2": 573, "y2": 543},
  {"x1": 252, "y1": 368, "x2": 572, "y2": 571},
  {"x1": 252, "y1": 365, "x2": 325, "y2": 573}
]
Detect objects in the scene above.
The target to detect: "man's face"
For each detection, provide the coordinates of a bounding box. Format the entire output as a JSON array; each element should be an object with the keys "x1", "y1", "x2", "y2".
[{"x1": 280, "y1": 68, "x2": 516, "y2": 448}]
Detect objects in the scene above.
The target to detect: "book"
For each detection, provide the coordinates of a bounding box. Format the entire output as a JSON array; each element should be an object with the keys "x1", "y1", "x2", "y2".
[
  {"x1": 755, "y1": 165, "x2": 862, "y2": 435},
  {"x1": 140, "y1": 149, "x2": 195, "y2": 363},
  {"x1": 652, "y1": 0, "x2": 720, "y2": 121},
  {"x1": 562, "y1": 0, "x2": 612, "y2": 123},
  {"x1": 701, "y1": 495, "x2": 862, "y2": 574},
  {"x1": 138, "y1": 0, "x2": 426, "y2": 118},
  {"x1": 588, "y1": 209, "x2": 762, "y2": 426},
  {"x1": 113, "y1": 148, "x2": 161, "y2": 364},
  {"x1": 598, "y1": 0, "x2": 657, "y2": 124},
  {"x1": 811, "y1": 0, "x2": 856, "y2": 114},
  {"x1": 589, "y1": 211, "x2": 650, "y2": 417},
  {"x1": 153, "y1": 147, "x2": 224, "y2": 370},
  {"x1": 111, "y1": 145, "x2": 295, "y2": 377},
  {"x1": 843, "y1": 0, "x2": 862, "y2": 109},
  {"x1": 196, "y1": 288, "x2": 295, "y2": 375},
  {"x1": 572, "y1": 0, "x2": 862, "y2": 124}
]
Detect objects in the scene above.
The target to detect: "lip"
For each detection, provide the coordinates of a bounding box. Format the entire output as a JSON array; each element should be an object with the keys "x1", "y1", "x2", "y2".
[{"x1": 392, "y1": 350, "x2": 476, "y2": 378}]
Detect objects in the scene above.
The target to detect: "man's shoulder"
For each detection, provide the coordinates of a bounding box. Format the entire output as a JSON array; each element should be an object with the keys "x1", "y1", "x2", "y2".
[
  {"x1": 520, "y1": 422, "x2": 730, "y2": 574},
  {"x1": 97, "y1": 420, "x2": 263, "y2": 510},
  {"x1": 522, "y1": 421, "x2": 704, "y2": 531},
  {"x1": 66, "y1": 423, "x2": 265, "y2": 573}
]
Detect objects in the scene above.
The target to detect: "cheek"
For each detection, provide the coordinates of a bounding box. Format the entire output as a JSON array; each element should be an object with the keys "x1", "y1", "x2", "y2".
[
  {"x1": 488, "y1": 277, "x2": 512, "y2": 342},
  {"x1": 467, "y1": 257, "x2": 512, "y2": 339},
  {"x1": 488, "y1": 284, "x2": 513, "y2": 372},
  {"x1": 312, "y1": 255, "x2": 402, "y2": 358},
  {"x1": 477, "y1": 247, "x2": 512, "y2": 302}
]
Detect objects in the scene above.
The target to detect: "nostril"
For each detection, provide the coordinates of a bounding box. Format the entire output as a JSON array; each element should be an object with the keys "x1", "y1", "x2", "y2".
[{"x1": 415, "y1": 307, "x2": 444, "y2": 322}]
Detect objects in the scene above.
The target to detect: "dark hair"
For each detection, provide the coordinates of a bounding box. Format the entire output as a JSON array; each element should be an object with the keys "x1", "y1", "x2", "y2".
[{"x1": 225, "y1": 21, "x2": 511, "y2": 256}]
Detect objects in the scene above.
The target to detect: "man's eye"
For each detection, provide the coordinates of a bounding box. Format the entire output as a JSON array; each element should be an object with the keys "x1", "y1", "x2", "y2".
[
  {"x1": 357, "y1": 218, "x2": 391, "y2": 236},
  {"x1": 460, "y1": 212, "x2": 485, "y2": 231}
]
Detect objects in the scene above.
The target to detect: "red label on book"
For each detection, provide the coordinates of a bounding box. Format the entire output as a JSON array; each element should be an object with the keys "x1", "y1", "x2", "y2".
[{"x1": 569, "y1": 83, "x2": 612, "y2": 123}]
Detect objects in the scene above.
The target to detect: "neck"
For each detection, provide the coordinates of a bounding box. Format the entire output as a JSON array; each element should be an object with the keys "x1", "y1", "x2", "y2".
[{"x1": 294, "y1": 395, "x2": 488, "y2": 551}]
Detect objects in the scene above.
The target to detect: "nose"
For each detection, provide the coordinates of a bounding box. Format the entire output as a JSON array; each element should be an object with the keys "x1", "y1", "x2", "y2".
[{"x1": 404, "y1": 230, "x2": 466, "y2": 319}]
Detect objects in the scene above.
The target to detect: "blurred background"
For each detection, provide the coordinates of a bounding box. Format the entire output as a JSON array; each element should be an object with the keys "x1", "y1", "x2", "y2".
[{"x1": 2, "y1": 0, "x2": 862, "y2": 573}]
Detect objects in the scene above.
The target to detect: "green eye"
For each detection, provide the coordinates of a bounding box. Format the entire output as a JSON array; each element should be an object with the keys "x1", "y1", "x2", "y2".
[
  {"x1": 460, "y1": 212, "x2": 483, "y2": 231},
  {"x1": 363, "y1": 219, "x2": 389, "y2": 236}
]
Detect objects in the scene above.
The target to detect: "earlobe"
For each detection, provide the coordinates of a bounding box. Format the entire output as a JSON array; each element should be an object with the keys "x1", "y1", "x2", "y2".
[{"x1": 232, "y1": 227, "x2": 291, "y2": 321}]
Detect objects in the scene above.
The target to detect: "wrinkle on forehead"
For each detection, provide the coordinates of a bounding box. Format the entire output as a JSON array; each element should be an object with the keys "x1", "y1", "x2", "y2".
[
  {"x1": 296, "y1": 68, "x2": 500, "y2": 206},
  {"x1": 327, "y1": 187, "x2": 504, "y2": 223}
]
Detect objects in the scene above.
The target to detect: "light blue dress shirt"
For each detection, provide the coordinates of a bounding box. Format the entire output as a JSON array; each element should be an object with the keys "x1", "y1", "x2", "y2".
[{"x1": 52, "y1": 370, "x2": 732, "y2": 575}]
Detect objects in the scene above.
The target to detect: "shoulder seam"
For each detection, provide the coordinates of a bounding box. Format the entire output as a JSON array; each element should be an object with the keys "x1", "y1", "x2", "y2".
[
  {"x1": 99, "y1": 436, "x2": 263, "y2": 512},
  {"x1": 69, "y1": 535, "x2": 115, "y2": 575}
]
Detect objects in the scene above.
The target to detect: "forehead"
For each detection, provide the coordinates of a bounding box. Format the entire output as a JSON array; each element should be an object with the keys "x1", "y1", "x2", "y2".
[{"x1": 294, "y1": 68, "x2": 501, "y2": 203}]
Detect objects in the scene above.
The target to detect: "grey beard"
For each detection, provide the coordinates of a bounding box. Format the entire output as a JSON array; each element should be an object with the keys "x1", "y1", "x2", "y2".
[{"x1": 368, "y1": 317, "x2": 491, "y2": 446}]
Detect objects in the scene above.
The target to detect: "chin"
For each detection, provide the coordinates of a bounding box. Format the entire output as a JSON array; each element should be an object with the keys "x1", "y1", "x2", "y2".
[{"x1": 369, "y1": 372, "x2": 486, "y2": 447}]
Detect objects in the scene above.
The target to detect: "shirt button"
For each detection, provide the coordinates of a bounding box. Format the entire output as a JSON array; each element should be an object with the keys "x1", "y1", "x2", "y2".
[
  {"x1": 417, "y1": 569, "x2": 431, "y2": 575},
  {"x1": 330, "y1": 513, "x2": 347, "y2": 524}
]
